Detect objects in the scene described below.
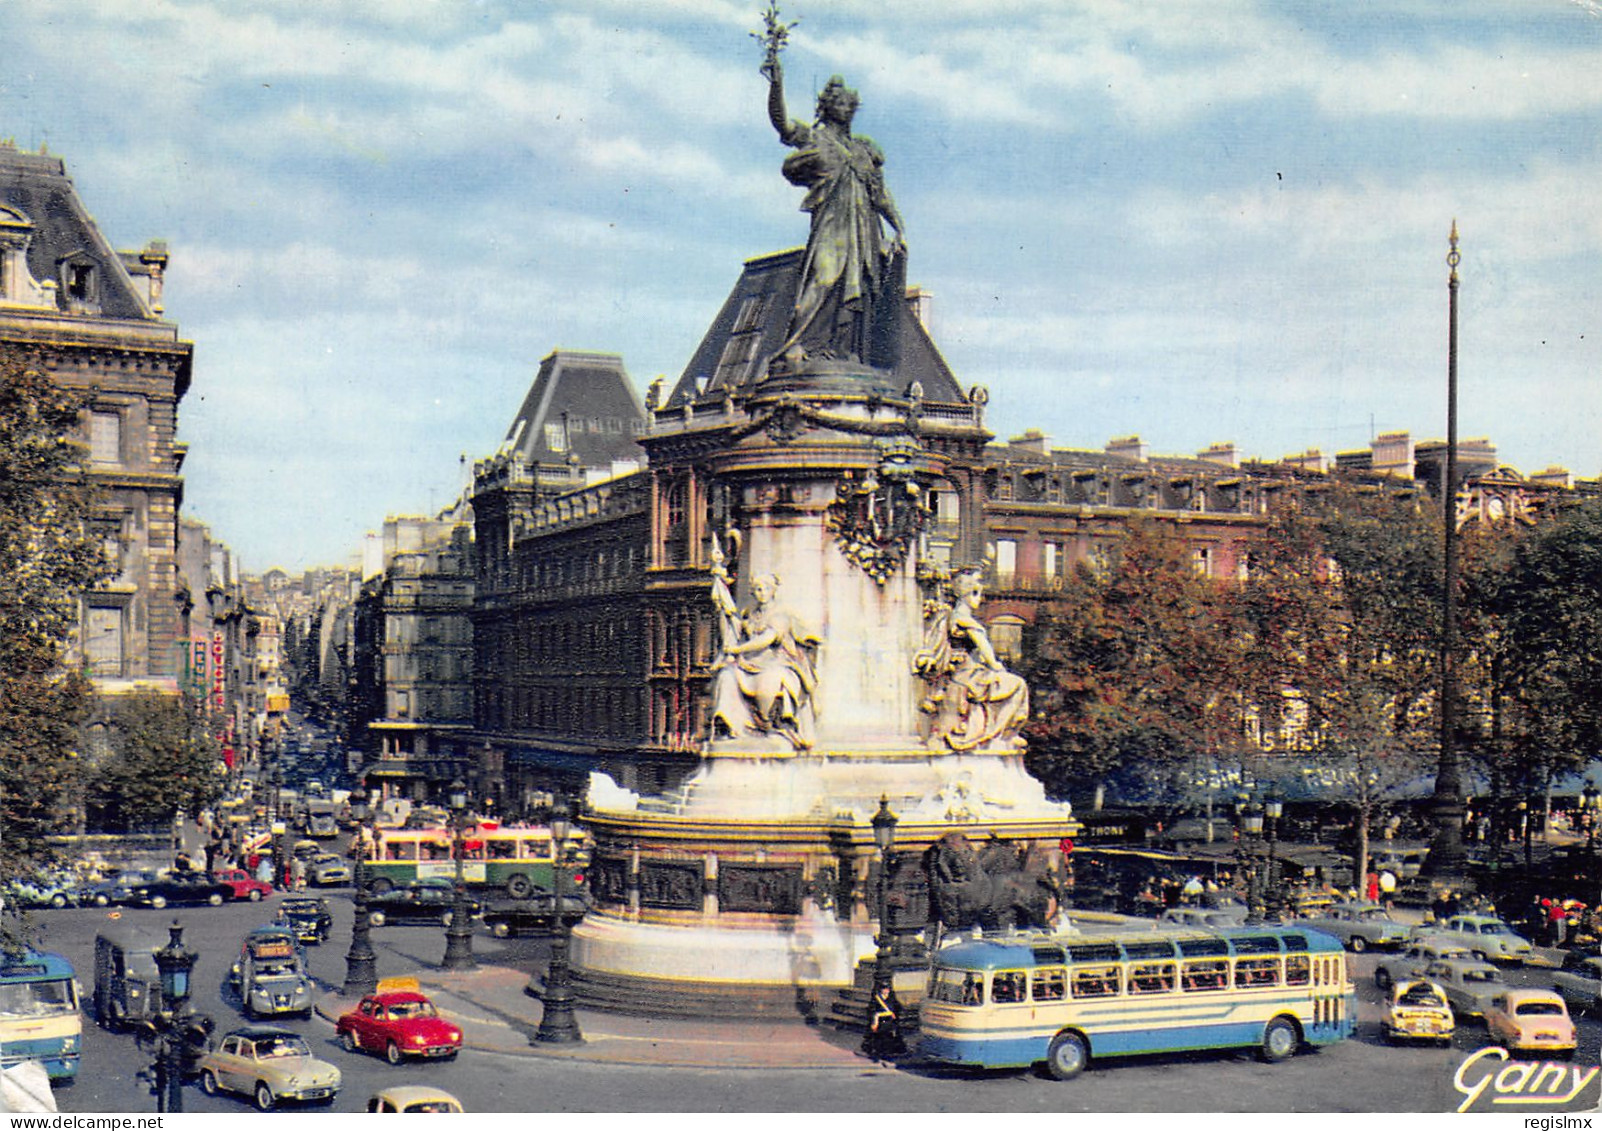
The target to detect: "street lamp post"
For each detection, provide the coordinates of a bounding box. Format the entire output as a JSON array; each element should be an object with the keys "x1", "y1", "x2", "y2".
[
  {"x1": 343, "y1": 786, "x2": 378, "y2": 996},
  {"x1": 862, "y1": 796, "x2": 905, "y2": 1058},
  {"x1": 442, "y1": 779, "x2": 477, "y2": 971},
  {"x1": 141, "y1": 922, "x2": 208, "y2": 1114},
  {"x1": 1263, "y1": 791, "x2": 1283, "y2": 918},
  {"x1": 1240, "y1": 801, "x2": 1266, "y2": 926},
  {"x1": 1581, "y1": 782, "x2": 1602, "y2": 912},
  {"x1": 534, "y1": 801, "x2": 584, "y2": 1045}
]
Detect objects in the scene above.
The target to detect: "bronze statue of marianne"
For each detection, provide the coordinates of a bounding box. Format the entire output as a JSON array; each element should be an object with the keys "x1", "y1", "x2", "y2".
[{"x1": 755, "y1": 4, "x2": 907, "y2": 373}]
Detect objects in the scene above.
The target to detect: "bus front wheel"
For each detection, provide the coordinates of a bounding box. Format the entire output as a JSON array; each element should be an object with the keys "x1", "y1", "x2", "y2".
[
  {"x1": 506, "y1": 874, "x2": 535, "y2": 900},
  {"x1": 367, "y1": 878, "x2": 394, "y2": 896},
  {"x1": 1045, "y1": 1030, "x2": 1089, "y2": 1080},
  {"x1": 1261, "y1": 1017, "x2": 1300, "y2": 1063}
]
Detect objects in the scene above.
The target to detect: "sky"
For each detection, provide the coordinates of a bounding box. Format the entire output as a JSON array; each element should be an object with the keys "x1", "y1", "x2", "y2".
[{"x1": 4, "y1": 0, "x2": 1600, "y2": 573}]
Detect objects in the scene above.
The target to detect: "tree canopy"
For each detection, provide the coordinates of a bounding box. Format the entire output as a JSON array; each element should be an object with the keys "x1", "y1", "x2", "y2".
[{"x1": 0, "y1": 351, "x2": 108, "y2": 879}]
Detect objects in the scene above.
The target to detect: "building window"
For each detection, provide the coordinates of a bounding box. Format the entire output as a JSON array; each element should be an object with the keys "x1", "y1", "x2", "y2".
[
  {"x1": 544, "y1": 422, "x2": 567, "y2": 453},
  {"x1": 994, "y1": 539, "x2": 1017, "y2": 584},
  {"x1": 1044, "y1": 541, "x2": 1061, "y2": 578},
  {"x1": 67, "y1": 261, "x2": 96, "y2": 304},
  {"x1": 84, "y1": 604, "x2": 124, "y2": 676},
  {"x1": 1193, "y1": 546, "x2": 1212, "y2": 577},
  {"x1": 990, "y1": 618, "x2": 1024, "y2": 664},
  {"x1": 89, "y1": 411, "x2": 122, "y2": 466}
]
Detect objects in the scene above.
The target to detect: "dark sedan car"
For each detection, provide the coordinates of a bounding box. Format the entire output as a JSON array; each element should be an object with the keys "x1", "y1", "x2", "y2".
[
  {"x1": 130, "y1": 874, "x2": 235, "y2": 909},
  {"x1": 481, "y1": 893, "x2": 589, "y2": 938},
  {"x1": 79, "y1": 870, "x2": 163, "y2": 907},
  {"x1": 366, "y1": 880, "x2": 480, "y2": 928},
  {"x1": 276, "y1": 897, "x2": 334, "y2": 945}
]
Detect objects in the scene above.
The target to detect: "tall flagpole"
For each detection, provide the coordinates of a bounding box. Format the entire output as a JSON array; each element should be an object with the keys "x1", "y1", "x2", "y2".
[{"x1": 1427, "y1": 221, "x2": 1466, "y2": 877}]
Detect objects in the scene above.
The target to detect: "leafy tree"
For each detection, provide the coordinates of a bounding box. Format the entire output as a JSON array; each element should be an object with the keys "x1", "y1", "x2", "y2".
[
  {"x1": 1025, "y1": 519, "x2": 1246, "y2": 805},
  {"x1": 1463, "y1": 497, "x2": 1602, "y2": 847},
  {"x1": 0, "y1": 352, "x2": 108, "y2": 890},
  {"x1": 1239, "y1": 484, "x2": 1443, "y2": 885},
  {"x1": 83, "y1": 688, "x2": 224, "y2": 832}
]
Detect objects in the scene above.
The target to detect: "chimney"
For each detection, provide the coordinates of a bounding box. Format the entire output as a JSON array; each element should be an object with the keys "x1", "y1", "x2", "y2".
[
  {"x1": 1105, "y1": 435, "x2": 1148, "y2": 462},
  {"x1": 1008, "y1": 429, "x2": 1050, "y2": 456},
  {"x1": 1197, "y1": 442, "x2": 1238, "y2": 469},
  {"x1": 905, "y1": 287, "x2": 932, "y2": 332},
  {"x1": 1281, "y1": 449, "x2": 1331, "y2": 474}
]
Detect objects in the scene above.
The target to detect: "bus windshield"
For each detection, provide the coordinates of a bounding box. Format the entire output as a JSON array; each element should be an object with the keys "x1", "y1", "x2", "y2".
[{"x1": 0, "y1": 978, "x2": 76, "y2": 1019}]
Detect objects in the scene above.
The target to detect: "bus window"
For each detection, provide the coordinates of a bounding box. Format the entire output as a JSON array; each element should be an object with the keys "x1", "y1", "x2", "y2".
[
  {"x1": 927, "y1": 969, "x2": 984, "y2": 1006},
  {"x1": 522, "y1": 838, "x2": 553, "y2": 860},
  {"x1": 487, "y1": 840, "x2": 516, "y2": 860},
  {"x1": 1286, "y1": 955, "x2": 1310, "y2": 986},
  {"x1": 423, "y1": 840, "x2": 450, "y2": 861},
  {"x1": 1181, "y1": 959, "x2": 1228, "y2": 992},
  {"x1": 1071, "y1": 965, "x2": 1120, "y2": 999},
  {"x1": 991, "y1": 971, "x2": 1028, "y2": 1004},
  {"x1": 1234, "y1": 957, "x2": 1280, "y2": 988},
  {"x1": 458, "y1": 839, "x2": 485, "y2": 862},
  {"x1": 387, "y1": 840, "x2": 418, "y2": 862},
  {"x1": 1031, "y1": 967, "x2": 1067, "y2": 1002},
  {"x1": 1128, "y1": 962, "x2": 1176, "y2": 995}
]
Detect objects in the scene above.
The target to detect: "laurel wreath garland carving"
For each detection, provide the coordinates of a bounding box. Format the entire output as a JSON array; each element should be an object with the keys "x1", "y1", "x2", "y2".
[{"x1": 825, "y1": 462, "x2": 929, "y2": 585}]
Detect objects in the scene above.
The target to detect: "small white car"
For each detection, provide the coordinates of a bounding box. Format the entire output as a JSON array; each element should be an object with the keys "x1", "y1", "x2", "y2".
[
  {"x1": 197, "y1": 1026, "x2": 340, "y2": 1111},
  {"x1": 1421, "y1": 915, "x2": 1534, "y2": 965},
  {"x1": 1421, "y1": 957, "x2": 1508, "y2": 1018},
  {"x1": 1373, "y1": 936, "x2": 1474, "y2": 991}
]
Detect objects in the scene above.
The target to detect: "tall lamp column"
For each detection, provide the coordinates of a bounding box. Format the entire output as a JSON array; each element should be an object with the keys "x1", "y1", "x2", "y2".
[
  {"x1": 441, "y1": 779, "x2": 477, "y2": 971},
  {"x1": 535, "y1": 801, "x2": 584, "y2": 1044},
  {"x1": 144, "y1": 923, "x2": 201, "y2": 1114},
  {"x1": 1263, "y1": 791, "x2": 1283, "y2": 917},
  {"x1": 862, "y1": 796, "x2": 905, "y2": 1058},
  {"x1": 343, "y1": 786, "x2": 378, "y2": 996},
  {"x1": 1241, "y1": 801, "x2": 1266, "y2": 926}
]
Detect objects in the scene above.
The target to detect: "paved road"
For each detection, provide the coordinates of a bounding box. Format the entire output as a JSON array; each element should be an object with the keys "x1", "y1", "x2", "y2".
[{"x1": 21, "y1": 896, "x2": 1602, "y2": 1113}]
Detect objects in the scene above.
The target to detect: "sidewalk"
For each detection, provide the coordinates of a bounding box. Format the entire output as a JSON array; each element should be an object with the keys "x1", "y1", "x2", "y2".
[{"x1": 313, "y1": 964, "x2": 895, "y2": 1070}]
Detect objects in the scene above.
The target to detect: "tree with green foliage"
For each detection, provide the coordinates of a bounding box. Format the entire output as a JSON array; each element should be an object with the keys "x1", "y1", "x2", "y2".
[
  {"x1": 0, "y1": 352, "x2": 108, "y2": 887},
  {"x1": 1238, "y1": 484, "x2": 1444, "y2": 886},
  {"x1": 1461, "y1": 497, "x2": 1602, "y2": 847},
  {"x1": 83, "y1": 688, "x2": 223, "y2": 833},
  {"x1": 1025, "y1": 519, "x2": 1248, "y2": 805}
]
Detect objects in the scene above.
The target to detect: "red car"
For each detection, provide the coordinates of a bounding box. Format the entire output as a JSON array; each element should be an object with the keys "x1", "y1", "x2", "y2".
[
  {"x1": 335, "y1": 992, "x2": 462, "y2": 1064},
  {"x1": 213, "y1": 867, "x2": 274, "y2": 902}
]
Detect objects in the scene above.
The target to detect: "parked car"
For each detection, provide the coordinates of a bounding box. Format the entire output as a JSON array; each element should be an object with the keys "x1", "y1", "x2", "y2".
[
  {"x1": 366, "y1": 879, "x2": 480, "y2": 928},
  {"x1": 366, "y1": 1087, "x2": 464, "y2": 1113},
  {"x1": 481, "y1": 893, "x2": 589, "y2": 938},
  {"x1": 3, "y1": 872, "x2": 81, "y2": 909},
  {"x1": 197, "y1": 1026, "x2": 341, "y2": 1110},
  {"x1": 335, "y1": 992, "x2": 463, "y2": 1063},
  {"x1": 1300, "y1": 902, "x2": 1409, "y2": 953},
  {"x1": 1421, "y1": 957, "x2": 1508, "y2": 1018},
  {"x1": 1156, "y1": 906, "x2": 1246, "y2": 930},
  {"x1": 1419, "y1": 914, "x2": 1534, "y2": 965},
  {"x1": 229, "y1": 926, "x2": 314, "y2": 1018},
  {"x1": 1485, "y1": 988, "x2": 1576, "y2": 1057},
  {"x1": 129, "y1": 874, "x2": 234, "y2": 909},
  {"x1": 79, "y1": 870, "x2": 163, "y2": 908},
  {"x1": 1384, "y1": 979, "x2": 1455, "y2": 1046},
  {"x1": 306, "y1": 854, "x2": 351, "y2": 887},
  {"x1": 1374, "y1": 937, "x2": 1475, "y2": 990},
  {"x1": 213, "y1": 868, "x2": 274, "y2": 902},
  {"x1": 1550, "y1": 953, "x2": 1602, "y2": 1016},
  {"x1": 275, "y1": 897, "x2": 334, "y2": 945}
]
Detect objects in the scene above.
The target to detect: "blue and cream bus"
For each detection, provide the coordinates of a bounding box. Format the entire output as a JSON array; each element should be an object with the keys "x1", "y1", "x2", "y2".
[
  {"x1": 0, "y1": 948, "x2": 82, "y2": 1081},
  {"x1": 919, "y1": 925, "x2": 1355, "y2": 1079}
]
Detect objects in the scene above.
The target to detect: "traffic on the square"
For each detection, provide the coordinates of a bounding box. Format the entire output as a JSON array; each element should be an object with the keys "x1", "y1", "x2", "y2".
[{"x1": 5, "y1": 2, "x2": 1602, "y2": 1117}]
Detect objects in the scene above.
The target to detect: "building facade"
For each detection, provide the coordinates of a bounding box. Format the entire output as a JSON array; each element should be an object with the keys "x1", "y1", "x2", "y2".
[{"x1": 2, "y1": 143, "x2": 194, "y2": 704}]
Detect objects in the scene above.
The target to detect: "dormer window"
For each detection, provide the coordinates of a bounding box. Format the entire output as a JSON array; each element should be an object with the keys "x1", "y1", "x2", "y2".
[{"x1": 59, "y1": 253, "x2": 100, "y2": 311}]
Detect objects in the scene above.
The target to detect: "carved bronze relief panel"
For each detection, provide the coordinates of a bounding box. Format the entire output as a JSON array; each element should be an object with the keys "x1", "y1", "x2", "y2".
[{"x1": 718, "y1": 864, "x2": 802, "y2": 914}]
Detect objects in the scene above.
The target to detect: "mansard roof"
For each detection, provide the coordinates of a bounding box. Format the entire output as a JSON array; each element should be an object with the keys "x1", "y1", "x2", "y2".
[
  {"x1": 664, "y1": 248, "x2": 967, "y2": 407},
  {"x1": 0, "y1": 144, "x2": 154, "y2": 321},
  {"x1": 502, "y1": 349, "x2": 646, "y2": 468}
]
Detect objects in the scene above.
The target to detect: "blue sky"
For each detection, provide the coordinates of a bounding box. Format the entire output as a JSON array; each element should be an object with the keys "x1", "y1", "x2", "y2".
[{"x1": 5, "y1": 0, "x2": 1599, "y2": 572}]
